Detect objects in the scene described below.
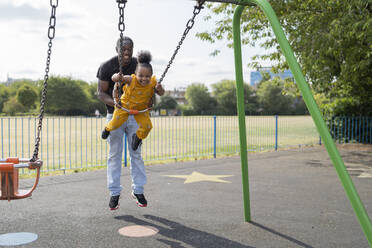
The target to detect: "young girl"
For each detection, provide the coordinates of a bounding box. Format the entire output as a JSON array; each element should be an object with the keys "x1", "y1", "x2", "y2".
[{"x1": 102, "y1": 50, "x2": 165, "y2": 151}]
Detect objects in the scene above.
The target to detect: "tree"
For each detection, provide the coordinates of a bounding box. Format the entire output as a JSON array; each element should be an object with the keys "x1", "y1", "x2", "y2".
[
  {"x1": 0, "y1": 85, "x2": 10, "y2": 112},
  {"x1": 43, "y1": 76, "x2": 91, "y2": 115},
  {"x1": 197, "y1": 1, "x2": 372, "y2": 116},
  {"x1": 83, "y1": 82, "x2": 106, "y2": 115},
  {"x1": 184, "y1": 83, "x2": 217, "y2": 115},
  {"x1": 155, "y1": 95, "x2": 178, "y2": 110},
  {"x1": 2, "y1": 97, "x2": 25, "y2": 116},
  {"x1": 282, "y1": 79, "x2": 308, "y2": 115},
  {"x1": 211, "y1": 79, "x2": 258, "y2": 115},
  {"x1": 16, "y1": 85, "x2": 38, "y2": 111},
  {"x1": 256, "y1": 77, "x2": 294, "y2": 115}
]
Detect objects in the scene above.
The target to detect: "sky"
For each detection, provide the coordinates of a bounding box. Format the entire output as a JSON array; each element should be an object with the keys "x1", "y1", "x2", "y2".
[{"x1": 0, "y1": 0, "x2": 271, "y2": 90}]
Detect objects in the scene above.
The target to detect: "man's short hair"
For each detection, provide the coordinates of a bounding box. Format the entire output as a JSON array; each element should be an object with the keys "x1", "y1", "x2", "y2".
[{"x1": 116, "y1": 36, "x2": 133, "y2": 50}]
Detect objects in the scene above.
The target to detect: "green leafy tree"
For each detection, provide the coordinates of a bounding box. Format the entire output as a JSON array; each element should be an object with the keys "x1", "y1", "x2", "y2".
[
  {"x1": 16, "y1": 85, "x2": 38, "y2": 111},
  {"x1": 155, "y1": 95, "x2": 178, "y2": 110},
  {"x1": 8, "y1": 80, "x2": 37, "y2": 91},
  {"x1": 178, "y1": 104, "x2": 194, "y2": 116},
  {"x1": 43, "y1": 76, "x2": 91, "y2": 115},
  {"x1": 197, "y1": 1, "x2": 372, "y2": 116},
  {"x1": 2, "y1": 97, "x2": 25, "y2": 116},
  {"x1": 82, "y1": 82, "x2": 106, "y2": 116},
  {"x1": 211, "y1": 79, "x2": 258, "y2": 115},
  {"x1": 256, "y1": 77, "x2": 294, "y2": 115},
  {"x1": 282, "y1": 79, "x2": 308, "y2": 115},
  {"x1": 185, "y1": 83, "x2": 217, "y2": 115},
  {"x1": 0, "y1": 85, "x2": 10, "y2": 112}
]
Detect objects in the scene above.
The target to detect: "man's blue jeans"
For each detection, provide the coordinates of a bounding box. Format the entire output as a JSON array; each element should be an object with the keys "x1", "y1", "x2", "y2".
[{"x1": 106, "y1": 114, "x2": 146, "y2": 196}]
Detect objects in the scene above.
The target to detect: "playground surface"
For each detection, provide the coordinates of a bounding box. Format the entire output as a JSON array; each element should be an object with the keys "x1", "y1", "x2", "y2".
[{"x1": 1, "y1": 144, "x2": 371, "y2": 248}]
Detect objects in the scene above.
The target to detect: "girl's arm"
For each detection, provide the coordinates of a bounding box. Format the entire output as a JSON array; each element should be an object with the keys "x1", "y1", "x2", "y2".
[{"x1": 155, "y1": 83, "x2": 165, "y2": 96}]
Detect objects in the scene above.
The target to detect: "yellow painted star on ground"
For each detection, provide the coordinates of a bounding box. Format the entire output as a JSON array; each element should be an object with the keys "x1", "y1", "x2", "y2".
[{"x1": 164, "y1": 171, "x2": 233, "y2": 184}]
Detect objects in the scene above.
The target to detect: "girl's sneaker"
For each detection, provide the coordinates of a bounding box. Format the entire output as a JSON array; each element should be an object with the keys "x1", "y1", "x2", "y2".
[
  {"x1": 131, "y1": 134, "x2": 142, "y2": 151},
  {"x1": 131, "y1": 192, "x2": 147, "y2": 207},
  {"x1": 102, "y1": 129, "x2": 110, "y2": 139}
]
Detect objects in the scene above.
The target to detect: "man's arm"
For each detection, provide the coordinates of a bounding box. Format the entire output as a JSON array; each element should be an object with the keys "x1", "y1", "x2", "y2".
[{"x1": 97, "y1": 79, "x2": 114, "y2": 107}]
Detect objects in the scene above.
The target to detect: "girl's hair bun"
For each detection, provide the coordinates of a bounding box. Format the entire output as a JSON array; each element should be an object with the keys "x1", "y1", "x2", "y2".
[{"x1": 137, "y1": 50, "x2": 152, "y2": 64}]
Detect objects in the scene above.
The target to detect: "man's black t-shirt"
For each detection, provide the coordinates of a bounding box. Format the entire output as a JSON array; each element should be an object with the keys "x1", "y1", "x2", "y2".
[{"x1": 96, "y1": 56, "x2": 137, "y2": 114}]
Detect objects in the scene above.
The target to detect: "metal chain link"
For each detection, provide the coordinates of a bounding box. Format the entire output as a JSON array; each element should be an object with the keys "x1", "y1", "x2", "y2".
[
  {"x1": 31, "y1": 0, "x2": 58, "y2": 162},
  {"x1": 158, "y1": 0, "x2": 206, "y2": 85},
  {"x1": 116, "y1": 0, "x2": 127, "y2": 101},
  {"x1": 117, "y1": 0, "x2": 127, "y2": 75}
]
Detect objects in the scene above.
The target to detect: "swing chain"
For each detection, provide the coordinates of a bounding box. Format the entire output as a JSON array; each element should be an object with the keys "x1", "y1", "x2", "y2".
[
  {"x1": 117, "y1": 0, "x2": 127, "y2": 75},
  {"x1": 31, "y1": 0, "x2": 58, "y2": 162},
  {"x1": 158, "y1": 0, "x2": 206, "y2": 85}
]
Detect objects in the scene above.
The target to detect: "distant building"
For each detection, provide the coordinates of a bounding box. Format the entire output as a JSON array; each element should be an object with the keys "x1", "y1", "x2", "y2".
[
  {"x1": 250, "y1": 67, "x2": 293, "y2": 86},
  {"x1": 158, "y1": 87, "x2": 187, "y2": 105},
  {"x1": 168, "y1": 87, "x2": 187, "y2": 105},
  {"x1": 153, "y1": 87, "x2": 186, "y2": 116},
  {"x1": 1, "y1": 74, "x2": 33, "y2": 86}
]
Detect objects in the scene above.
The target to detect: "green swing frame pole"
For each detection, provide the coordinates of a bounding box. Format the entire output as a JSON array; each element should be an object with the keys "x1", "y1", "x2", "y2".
[
  {"x1": 232, "y1": 0, "x2": 372, "y2": 245},
  {"x1": 233, "y1": 5, "x2": 251, "y2": 222}
]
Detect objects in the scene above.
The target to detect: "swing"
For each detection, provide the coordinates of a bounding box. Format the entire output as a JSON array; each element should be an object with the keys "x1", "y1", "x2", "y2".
[
  {"x1": 112, "y1": 79, "x2": 151, "y2": 115},
  {"x1": 0, "y1": 158, "x2": 42, "y2": 201},
  {"x1": 112, "y1": 1, "x2": 152, "y2": 115},
  {"x1": 0, "y1": 0, "x2": 59, "y2": 201},
  {"x1": 113, "y1": 0, "x2": 206, "y2": 113},
  {"x1": 0, "y1": 0, "x2": 203, "y2": 200},
  {"x1": 115, "y1": 104, "x2": 150, "y2": 115}
]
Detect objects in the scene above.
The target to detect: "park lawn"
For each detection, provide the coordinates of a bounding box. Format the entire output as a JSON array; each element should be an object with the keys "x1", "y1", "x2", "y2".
[{"x1": 0, "y1": 115, "x2": 319, "y2": 174}]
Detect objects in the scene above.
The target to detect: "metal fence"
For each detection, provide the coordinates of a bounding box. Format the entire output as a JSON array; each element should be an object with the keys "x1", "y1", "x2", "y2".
[
  {"x1": 0, "y1": 115, "x2": 325, "y2": 174},
  {"x1": 326, "y1": 116, "x2": 372, "y2": 144}
]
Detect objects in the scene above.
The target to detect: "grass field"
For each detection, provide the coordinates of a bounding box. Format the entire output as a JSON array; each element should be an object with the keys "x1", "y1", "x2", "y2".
[{"x1": 0, "y1": 115, "x2": 319, "y2": 174}]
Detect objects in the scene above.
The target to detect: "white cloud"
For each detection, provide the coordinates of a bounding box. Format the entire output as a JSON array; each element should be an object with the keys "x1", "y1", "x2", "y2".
[
  {"x1": 0, "y1": 0, "x2": 272, "y2": 87},
  {"x1": 0, "y1": 2, "x2": 48, "y2": 21}
]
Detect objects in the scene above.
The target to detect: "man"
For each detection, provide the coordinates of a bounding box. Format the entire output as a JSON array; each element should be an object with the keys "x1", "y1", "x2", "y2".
[{"x1": 97, "y1": 37, "x2": 148, "y2": 210}]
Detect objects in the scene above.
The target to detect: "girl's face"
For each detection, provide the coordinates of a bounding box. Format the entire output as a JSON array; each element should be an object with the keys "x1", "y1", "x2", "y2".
[{"x1": 136, "y1": 66, "x2": 152, "y2": 86}]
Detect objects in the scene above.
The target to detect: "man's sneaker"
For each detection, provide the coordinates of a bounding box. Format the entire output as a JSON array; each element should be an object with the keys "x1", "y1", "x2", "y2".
[
  {"x1": 102, "y1": 129, "x2": 110, "y2": 139},
  {"x1": 131, "y1": 192, "x2": 147, "y2": 207},
  {"x1": 109, "y1": 195, "x2": 120, "y2": 210},
  {"x1": 131, "y1": 134, "x2": 142, "y2": 151}
]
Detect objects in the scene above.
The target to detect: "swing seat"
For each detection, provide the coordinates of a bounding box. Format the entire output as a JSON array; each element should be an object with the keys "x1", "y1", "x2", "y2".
[
  {"x1": 128, "y1": 109, "x2": 140, "y2": 115},
  {"x1": 115, "y1": 102, "x2": 150, "y2": 115},
  {"x1": 0, "y1": 158, "x2": 42, "y2": 201}
]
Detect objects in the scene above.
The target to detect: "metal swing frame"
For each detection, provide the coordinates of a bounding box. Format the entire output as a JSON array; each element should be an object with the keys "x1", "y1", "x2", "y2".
[
  {"x1": 197, "y1": 0, "x2": 371, "y2": 245},
  {"x1": 0, "y1": 0, "x2": 58, "y2": 201}
]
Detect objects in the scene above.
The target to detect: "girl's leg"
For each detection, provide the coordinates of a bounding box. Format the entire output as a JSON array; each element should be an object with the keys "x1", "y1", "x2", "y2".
[
  {"x1": 106, "y1": 109, "x2": 129, "y2": 131},
  {"x1": 133, "y1": 112, "x2": 153, "y2": 139}
]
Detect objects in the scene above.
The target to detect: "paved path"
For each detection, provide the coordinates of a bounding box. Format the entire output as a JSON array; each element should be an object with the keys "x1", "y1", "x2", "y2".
[{"x1": 1, "y1": 145, "x2": 371, "y2": 247}]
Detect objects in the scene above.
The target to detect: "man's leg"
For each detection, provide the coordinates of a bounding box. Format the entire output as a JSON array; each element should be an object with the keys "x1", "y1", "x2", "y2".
[
  {"x1": 106, "y1": 113, "x2": 125, "y2": 197},
  {"x1": 126, "y1": 115, "x2": 147, "y2": 195}
]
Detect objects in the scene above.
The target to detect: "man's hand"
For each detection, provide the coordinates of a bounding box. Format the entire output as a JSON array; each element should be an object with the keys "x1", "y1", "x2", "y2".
[
  {"x1": 112, "y1": 73, "x2": 124, "y2": 83},
  {"x1": 155, "y1": 83, "x2": 165, "y2": 96}
]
